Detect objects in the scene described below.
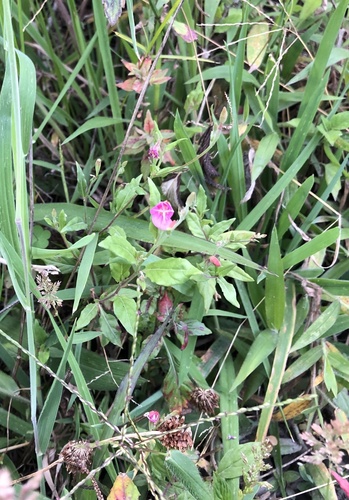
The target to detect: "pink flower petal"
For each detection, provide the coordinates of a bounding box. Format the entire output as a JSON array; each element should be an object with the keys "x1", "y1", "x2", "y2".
[
  {"x1": 330, "y1": 470, "x2": 349, "y2": 497},
  {"x1": 145, "y1": 410, "x2": 160, "y2": 424},
  {"x1": 150, "y1": 201, "x2": 176, "y2": 230}
]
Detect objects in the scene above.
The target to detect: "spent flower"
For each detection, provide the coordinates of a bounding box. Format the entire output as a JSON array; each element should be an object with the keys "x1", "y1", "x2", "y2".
[{"x1": 117, "y1": 56, "x2": 170, "y2": 94}]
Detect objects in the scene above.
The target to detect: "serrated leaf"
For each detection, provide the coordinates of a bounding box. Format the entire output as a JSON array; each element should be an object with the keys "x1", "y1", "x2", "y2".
[
  {"x1": 113, "y1": 295, "x2": 137, "y2": 335},
  {"x1": 144, "y1": 258, "x2": 202, "y2": 286},
  {"x1": 107, "y1": 472, "x2": 140, "y2": 500}
]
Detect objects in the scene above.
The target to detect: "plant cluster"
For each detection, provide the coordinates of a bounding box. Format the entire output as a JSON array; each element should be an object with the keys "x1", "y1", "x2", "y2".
[{"x1": 0, "y1": 0, "x2": 349, "y2": 498}]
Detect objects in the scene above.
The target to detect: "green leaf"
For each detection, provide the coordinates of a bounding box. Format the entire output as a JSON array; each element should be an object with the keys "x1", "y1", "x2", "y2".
[
  {"x1": 144, "y1": 258, "x2": 202, "y2": 286},
  {"x1": 230, "y1": 330, "x2": 277, "y2": 391},
  {"x1": 99, "y1": 226, "x2": 137, "y2": 264},
  {"x1": 212, "y1": 473, "x2": 232, "y2": 500},
  {"x1": 197, "y1": 279, "x2": 216, "y2": 312},
  {"x1": 328, "y1": 111, "x2": 349, "y2": 130},
  {"x1": 62, "y1": 117, "x2": 124, "y2": 144},
  {"x1": 246, "y1": 23, "x2": 269, "y2": 70},
  {"x1": 165, "y1": 450, "x2": 212, "y2": 499},
  {"x1": 113, "y1": 295, "x2": 137, "y2": 335},
  {"x1": 265, "y1": 227, "x2": 285, "y2": 330},
  {"x1": 282, "y1": 228, "x2": 340, "y2": 269},
  {"x1": 217, "y1": 277, "x2": 239, "y2": 308},
  {"x1": 290, "y1": 301, "x2": 340, "y2": 352},
  {"x1": 99, "y1": 310, "x2": 122, "y2": 346},
  {"x1": 282, "y1": 345, "x2": 322, "y2": 384},
  {"x1": 277, "y1": 176, "x2": 314, "y2": 239},
  {"x1": 251, "y1": 133, "x2": 279, "y2": 182},
  {"x1": 73, "y1": 233, "x2": 98, "y2": 313},
  {"x1": 217, "y1": 442, "x2": 264, "y2": 479},
  {"x1": 256, "y1": 283, "x2": 296, "y2": 441},
  {"x1": 17, "y1": 50, "x2": 36, "y2": 154},
  {"x1": 76, "y1": 303, "x2": 99, "y2": 331},
  {"x1": 324, "y1": 352, "x2": 338, "y2": 396}
]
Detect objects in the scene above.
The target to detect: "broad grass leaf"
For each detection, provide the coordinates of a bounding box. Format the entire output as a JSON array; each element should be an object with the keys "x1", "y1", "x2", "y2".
[
  {"x1": 277, "y1": 177, "x2": 314, "y2": 239},
  {"x1": 265, "y1": 227, "x2": 285, "y2": 330},
  {"x1": 62, "y1": 117, "x2": 124, "y2": 144},
  {"x1": 113, "y1": 295, "x2": 137, "y2": 335},
  {"x1": 73, "y1": 233, "x2": 98, "y2": 313},
  {"x1": 246, "y1": 23, "x2": 269, "y2": 71},
  {"x1": 230, "y1": 329, "x2": 277, "y2": 392},
  {"x1": 17, "y1": 50, "x2": 36, "y2": 154},
  {"x1": 282, "y1": 345, "x2": 322, "y2": 384},
  {"x1": 282, "y1": 228, "x2": 340, "y2": 270},
  {"x1": 144, "y1": 258, "x2": 202, "y2": 286},
  {"x1": 107, "y1": 473, "x2": 140, "y2": 500},
  {"x1": 165, "y1": 450, "x2": 212, "y2": 499},
  {"x1": 290, "y1": 301, "x2": 340, "y2": 352},
  {"x1": 251, "y1": 133, "x2": 279, "y2": 182}
]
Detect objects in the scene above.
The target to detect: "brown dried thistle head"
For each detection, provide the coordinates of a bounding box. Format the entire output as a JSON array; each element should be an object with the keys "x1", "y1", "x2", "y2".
[
  {"x1": 158, "y1": 415, "x2": 193, "y2": 451},
  {"x1": 190, "y1": 387, "x2": 220, "y2": 415},
  {"x1": 60, "y1": 440, "x2": 92, "y2": 475},
  {"x1": 60, "y1": 440, "x2": 103, "y2": 500}
]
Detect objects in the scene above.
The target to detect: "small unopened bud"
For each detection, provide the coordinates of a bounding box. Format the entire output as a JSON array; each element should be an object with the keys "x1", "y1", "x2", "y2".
[{"x1": 209, "y1": 255, "x2": 221, "y2": 267}]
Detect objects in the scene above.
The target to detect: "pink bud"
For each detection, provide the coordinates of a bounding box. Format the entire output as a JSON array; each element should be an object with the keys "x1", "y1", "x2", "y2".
[
  {"x1": 158, "y1": 292, "x2": 173, "y2": 322},
  {"x1": 150, "y1": 201, "x2": 177, "y2": 230},
  {"x1": 145, "y1": 410, "x2": 160, "y2": 424},
  {"x1": 209, "y1": 255, "x2": 221, "y2": 267}
]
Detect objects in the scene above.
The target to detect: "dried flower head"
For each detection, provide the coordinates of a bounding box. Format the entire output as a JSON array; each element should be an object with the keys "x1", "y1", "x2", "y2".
[
  {"x1": 158, "y1": 415, "x2": 193, "y2": 451},
  {"x1": 36, "y1": 271, "x2": 62, "y2": 312},
  {"x1": 190, "y1": 387, "x2": 220, "y2": 415},
  {"x1": 301, "y1": 410, "x2": 349, "y2": 474},
  {"x1": 60, "y1": 440, "x2": 92, "y2": 475}
]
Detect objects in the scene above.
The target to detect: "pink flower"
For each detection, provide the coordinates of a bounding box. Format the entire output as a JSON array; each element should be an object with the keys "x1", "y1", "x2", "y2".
[
  {"x1": 150, "y1": 201, "x2": 176, "y2": 230},
  {"x1": 145, "y1": 410, "x2": 160, "y2": 424},
  {"x1": 209, "y1": 255, "x2": 221, "y2": 267}
]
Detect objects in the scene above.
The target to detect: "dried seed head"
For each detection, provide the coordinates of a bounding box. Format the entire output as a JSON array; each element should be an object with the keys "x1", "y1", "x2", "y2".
[
  {"x1": 158, "y1": 415, "x2": 193, "y2": 451},
  {"x1": 190, "y1": 388, "x2": 219, "y2": 415},
  {"x1": 60, "y1": 440, "x2": 92, "y2": 475}
]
